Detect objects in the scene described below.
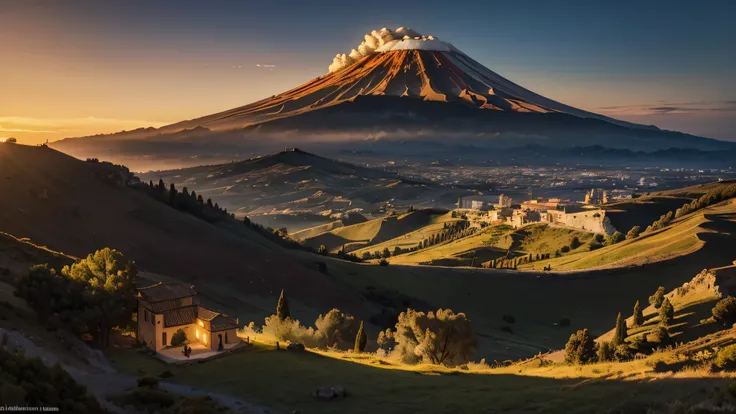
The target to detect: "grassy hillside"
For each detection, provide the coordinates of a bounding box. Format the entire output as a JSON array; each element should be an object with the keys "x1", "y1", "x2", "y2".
[
  {"x1": 520, "y1": 200, "x2": 736, "y2": 271},
  {"x1": 0, "y1": 143, "x2": 369, "y2": 322},
  {"x1": 605, "y1": 180, "x2": 736, "y2": 232},
  {"x1": 106, "y1": 337, "x2": 736, "y2": 414},
  {"x1": 301, "y1": 210, "x2": 452, "y2": 253},
  {"x1": 387, "y1": 223, "x2": 593, "y2": 267},
  {"x1": 350, "y1": 212, "x2": 461, "y2": 256}
]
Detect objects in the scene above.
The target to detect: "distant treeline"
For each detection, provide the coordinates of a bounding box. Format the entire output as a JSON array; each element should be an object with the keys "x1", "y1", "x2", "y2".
[
  {"x1": 134, "y1": 178, "x2": 363, "y2": 263},
  {"x1": 644, "y1": 183, "x2": 736, "y2": 233}
]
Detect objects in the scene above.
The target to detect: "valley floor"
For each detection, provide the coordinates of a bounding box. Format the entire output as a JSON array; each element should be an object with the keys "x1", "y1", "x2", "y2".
[{"x1": 105, "y1": 337, "x2": 736, "y2": 414}]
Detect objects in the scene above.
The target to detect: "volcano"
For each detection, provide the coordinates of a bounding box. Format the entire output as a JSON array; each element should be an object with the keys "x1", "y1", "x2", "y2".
[{"x1": 53, "y1": 27, "x2": 732, "y2": 166}]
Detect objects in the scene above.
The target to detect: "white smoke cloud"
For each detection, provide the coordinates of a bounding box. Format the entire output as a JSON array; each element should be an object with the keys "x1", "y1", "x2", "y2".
[{"x1": 329, "y1": 27, "x2": 446, "y2": 73}]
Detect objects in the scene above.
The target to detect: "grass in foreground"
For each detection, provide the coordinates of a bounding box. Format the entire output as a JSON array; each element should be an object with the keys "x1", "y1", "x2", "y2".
[{"x1": 106, "y1": 340, "x2": 736, "y2": 414}]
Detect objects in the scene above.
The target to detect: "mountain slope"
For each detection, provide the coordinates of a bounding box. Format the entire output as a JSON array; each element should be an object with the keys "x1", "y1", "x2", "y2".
[
  {"x1": 138, "y1": 148, "x2": 471, "y2": 231},
  {"x1": 0, "y1": 143, "x2": 366, "y2": 318},
  {"x1": 51, "y1": 32, "x2": 732, "y2": 164}
]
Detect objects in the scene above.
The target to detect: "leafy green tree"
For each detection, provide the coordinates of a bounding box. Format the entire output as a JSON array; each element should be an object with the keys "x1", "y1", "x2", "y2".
[
  {"x1": 631, "y1": 300, "x2": 644, "y2": 327},
  {"x1": 276, "y1": 289, "x2": 290, "y2": 320},
  {"x1": 354, "y1": 321, "x2": 367, "y2": 353},
  {"x1": 712, "y1": 297, "x2": 736, "y2": 326},
  {"x1": 612, "y1": 312, "x2": 627, "y2": 345},
  {"x1": 626, "y1": 226, "x2": 641, "y2": 239},
  {"x1": 393, "y1": 308, "x2": 477, "y2": 366},
  {"x1": 649, "y1": 286, "x2": 666, "y2": 308},
  {"x1": 4, "y1": 137, "x2": 17, "y2": 143},
  {"x1": 564, "y1": 329, "x2": 596, "y2": 364},
  {"x1": 597, "y1": 341, "x2": 614, "y2": 362},
  {"x1": 315, "y1": 309, "x2": 358, "y2": 349},
  {"x1": 382, "y1": 247, "x2": 391, "y2": 258},
  {"x1": 608, "y1": 231, "x2": 625, "y2": 244},
  {"x1": 377, "y1": 329, "x2": 396, "y2": 353},
  {"x1": 61, "y1": 248, "x2": 136, "y2": 347},
  {"x1": 659, "y1": 298, "x2": 674, "y2": 326}
]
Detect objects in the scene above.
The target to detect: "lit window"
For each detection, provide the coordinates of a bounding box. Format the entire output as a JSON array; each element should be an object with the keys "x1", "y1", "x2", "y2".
[{"x1": 197, "y1": 320, "x2": 204, "y2": 327}]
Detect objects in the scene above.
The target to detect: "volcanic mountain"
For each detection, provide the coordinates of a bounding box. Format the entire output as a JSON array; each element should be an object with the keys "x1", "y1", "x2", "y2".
[{"x1": 52, "y1": 27, "x2": 732, "y2": 166}]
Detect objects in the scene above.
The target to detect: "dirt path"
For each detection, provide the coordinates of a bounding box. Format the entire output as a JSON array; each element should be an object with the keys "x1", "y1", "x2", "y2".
[{"x1": 0, "y1": 328, "x2": 273, "y2": 414}]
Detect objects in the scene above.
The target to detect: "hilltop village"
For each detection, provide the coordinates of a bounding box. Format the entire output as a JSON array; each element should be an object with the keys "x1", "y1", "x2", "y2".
[{"x1": 458, "y1": 190, "x2": 617, "y2": 235}]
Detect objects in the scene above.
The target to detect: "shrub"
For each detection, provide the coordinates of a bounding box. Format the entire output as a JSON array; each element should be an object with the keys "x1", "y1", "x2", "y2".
[
  {"x1": 502, "y1": 314, "x2": 516, "y2": 324},
  {"x1": 648, "y1": 326, "x2": 670, "y2": 344},
  {"x1": 570, "y1": 237, "x2": 581, "y2": 249},
  {"x1": 715, "y1": 344, "x2": 736, "y2": 370},
  {"x1": 137, "y1": 377, "x2": 159, "y2": 389},
  {"x1": 588, "y1": 241, "x2": 603, "y2": 251},
  {"x1": 170, "y1": 328, "x2": 187, "y2": 347},
  {"x1": 262, "y1": 315, "x2": 316, "y2": 346},
  {"x1": 560, "y1": 246, "x2": 571, "y2": 253},
  {"x1": 393, "y1": 308, "x2": 477, "y2": 366},
  {"x1": 712, "y1": 297, "x2": 736, "y2": 325},
  {"x1": 608, "y1": 231, "x2": 625, "y2": 244},
  {"x1": 4, "y1": 137, "x2": 17, "y2": 144},
  {"x1": 379, "y1": 258, "x2": 389, "y2": 266},
  {"x1": 564, "y1": 329, "x2": 596, "y2": 364},
  {"x1": 597, "y1": 341, "x2": 614, "y2": 362},
  {"x1": 315, "y1": 309, "x2": 359, "y2": 349},
  {"x1": 129, "y1": 387, "x2": 176, "y2": 408},
  {"x1": 377, "y1": 329, "x2": 396, "y2": 353},
  {"x1": 649, "y1": 286, "x2": 666, "y2": 308},
  {"x1": 626, "y1": 226, "x2": 641, "y2": 239},
  {"x1": 158, "y1": 371, "x2": 173, "y2": 379},
  {"x1": 613, "y1": 344, "x2": 632, "y2": 361}
]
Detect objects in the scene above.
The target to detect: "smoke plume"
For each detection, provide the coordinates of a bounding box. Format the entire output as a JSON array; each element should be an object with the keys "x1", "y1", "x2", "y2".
[{"x1": 328, "y1": 27, "x2": 425, "y2": 73}]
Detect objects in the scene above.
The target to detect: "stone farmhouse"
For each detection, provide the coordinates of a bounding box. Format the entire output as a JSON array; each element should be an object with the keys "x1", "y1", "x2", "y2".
[{"x1": 137, "y1": 282, "x2": 239, "y2": 352}]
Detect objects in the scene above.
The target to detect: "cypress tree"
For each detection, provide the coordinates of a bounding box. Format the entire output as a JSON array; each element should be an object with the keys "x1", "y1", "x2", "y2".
[
  {"x1": 276, "y1": 289, "x2": 290, "y2": 320},
  {"x1": 169, "y1": 183, "x2": 177, "y2": 206},
  {"x1": 659, "y1": 298, "x2": 674, "y2": 326},
  {"x1": 612, "y1": 312, "x2": 627, "y2": 345},
  {"x1": 354, "y1": 321, "x2": 367, "y2": 353},
  {"x1": 158, "y1": 178, "x2": 165, "y2": 191},
  {"x1": 632, "y1": 300, "x2": 644, "y2": 327}
]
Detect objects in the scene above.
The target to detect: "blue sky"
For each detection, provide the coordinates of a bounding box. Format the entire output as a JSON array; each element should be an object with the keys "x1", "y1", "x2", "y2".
[{"x1": 1, "y1": 0, "x2": 734, "y2": 142}]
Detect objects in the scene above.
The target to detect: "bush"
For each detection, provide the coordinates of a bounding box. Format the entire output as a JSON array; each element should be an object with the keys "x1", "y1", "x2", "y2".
[
  {"x1": 597, "y1": 341, "x2": 614, "y2": 362},
  {"x1": 560, "y1": 246, "x2": 571, "y2": 253},
  {"x1": 648, "y1": 326, "x2": 670, "y2": 344},
  {"x1": 715, "y1": 344, "x2": 736, "y2": 370},
  {"x1": 315, "y1": 309, "x2": 359, "y2": 349},
  {"x1": 158, "y1": 370, "x2": 173, "y2": 378},
  {"x1": 613, "y1": 344, "x2": 632, "y2": 362},
  {"x1": 564, "y1": 329, "x2": 596, "y2": 364},
  {"x1": 626, "y1": 226, "x2": 641, "y2": 239},
  {"x1": 392, "y1": 308, "x2": 477, "y2": 366},
  {"x1": 502, "y1": 314, "x2": 516, "y2": 324},
  {"x1": 588, "y1": 241, "x2": 603, "y2": 251},
  {"x1": 608, "y1": 231, "x2": 625, "y2": 244},
  {"x1": 171, "y1": 328, "x2": 187, "y2": 347},
  {"x1": 262, "y1": 315, "x2": 316, "y2": 346},
  {"x1": 379, "y1": 259, "x2": 389, "y2": 266},
  {"x1": 129, "y1": 387, "x2": 176, "y2": 408},
  {"x1": 570, "y1": 237, "x2": 581, "y2": 250},
  {"x1": 377, "y1": 329, "x2": 396, "y2": 353},
  {"x1": 649, "y1": 286, "x2": 666, "y2": 308},
  {"x1": 712, "y1": 297, "x2": 736, "y2": 325},
  {"x1": 137, "y1": 377, "x2": 159, "y2": 389}
]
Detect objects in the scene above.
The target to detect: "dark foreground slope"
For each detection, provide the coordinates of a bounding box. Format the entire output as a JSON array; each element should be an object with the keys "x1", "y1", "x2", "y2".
[{"x1": 0, "y1": 143, "x2": 367, "y2": 317}]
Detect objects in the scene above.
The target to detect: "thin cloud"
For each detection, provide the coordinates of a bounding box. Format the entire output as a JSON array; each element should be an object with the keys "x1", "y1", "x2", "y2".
[{"x1": 598, "y1": 100, "x2": 736, "y2": 115}]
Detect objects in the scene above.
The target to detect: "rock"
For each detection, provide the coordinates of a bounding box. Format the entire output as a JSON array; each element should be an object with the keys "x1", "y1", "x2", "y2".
[
  {"x1": 287, "y1": 343, "x2": 305, "y2": 352},
  {"x1": 331, "y1": 386, "x2": 346, "y2": 398},
  {"x1": 312, "y1": 386, "x2": 346, "y2": 400},
  {"x1": 312, "y1": 387, "x2": 335, "y2": 400}
]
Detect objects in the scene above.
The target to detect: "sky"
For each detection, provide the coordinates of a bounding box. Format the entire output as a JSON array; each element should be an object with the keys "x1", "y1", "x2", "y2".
[{"x1": 1, "y1": 0, "x2": 734, "y2": 144}]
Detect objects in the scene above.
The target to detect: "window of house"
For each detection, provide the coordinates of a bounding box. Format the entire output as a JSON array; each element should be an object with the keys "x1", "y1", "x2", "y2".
[{"x1": 162, "y1": 332, "x2": 167, "y2": 346}]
